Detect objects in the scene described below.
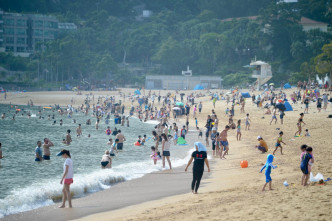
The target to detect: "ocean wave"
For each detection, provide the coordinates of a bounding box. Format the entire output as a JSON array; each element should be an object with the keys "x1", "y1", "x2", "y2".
[{"x1": 0, "y1": 152, "x2": 191, "y2": 218}]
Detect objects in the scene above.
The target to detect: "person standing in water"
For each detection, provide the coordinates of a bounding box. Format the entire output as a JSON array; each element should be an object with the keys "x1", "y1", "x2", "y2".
[
  {"x1": 161, "y1": 133, "x2": 172, "y2": 169},
  {"x1": 0, "y1": 142, "x2": 3, "y2": 159},
  {"x1": 57, "y1": 149, "x2": 73, "y2": 208},
  {"x1": 76, "y1": 124, "x2": 82, "y2": 137},
  {"x1": 42, "y1": 138, "x2": 54, "y2": 160},
  {"x1": 35, "y1": 141, "x2": 43, "y2": 161},
  {"x1": 185, "y1": 142, "x2": 210, "y2": 194},
  {"x1": 115, "y1": 130, "x2": 126, "y2": 150},
  {"x1": 66, "y1": 130, "x2": 72, "y2": 145}
]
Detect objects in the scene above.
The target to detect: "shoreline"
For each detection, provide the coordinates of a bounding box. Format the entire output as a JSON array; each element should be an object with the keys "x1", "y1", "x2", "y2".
[
  {"x1": 1, "y1": 124, "x2": 207, "y2": 221},
  {"x1": 1, "y1": 89, "x2": 332, "y2": 221}
]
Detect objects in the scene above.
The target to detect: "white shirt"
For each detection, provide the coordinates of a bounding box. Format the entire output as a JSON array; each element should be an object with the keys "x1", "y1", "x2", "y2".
[{"x1": 64, "y1": 158, "x2": 73, "y2": 179}]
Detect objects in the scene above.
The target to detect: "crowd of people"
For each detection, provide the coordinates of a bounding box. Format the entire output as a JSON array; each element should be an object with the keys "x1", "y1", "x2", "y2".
[{"x1": 1, "y1": 80, "x2": 331, "y2": 208}]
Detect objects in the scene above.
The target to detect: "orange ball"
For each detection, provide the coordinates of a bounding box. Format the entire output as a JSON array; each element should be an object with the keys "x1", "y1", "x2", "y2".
[{"x1": 240, "y1": 160, "x2": 248, "y2": 168}]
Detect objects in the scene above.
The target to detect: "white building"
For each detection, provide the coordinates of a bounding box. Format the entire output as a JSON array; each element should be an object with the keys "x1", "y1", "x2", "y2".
[
  {"x1": 145, "y1": 75, "x2": 222, "y2": 90},
  {"x1": 299, "y1": 17, "x2": 328, "y2": 32}
]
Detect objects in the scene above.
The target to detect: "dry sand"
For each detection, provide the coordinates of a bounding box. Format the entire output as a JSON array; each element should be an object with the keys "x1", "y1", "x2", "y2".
[{"x1": 1, "y1": 88, "x2": 332, "y2": 221}]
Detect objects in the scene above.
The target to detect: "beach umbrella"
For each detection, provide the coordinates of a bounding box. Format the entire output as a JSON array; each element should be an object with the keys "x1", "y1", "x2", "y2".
[
  {"x1": 276, "y1": 103, "x2": 286, "y2": 111},
  {"x1": 173, "y1": 107, "x2": 181, "y2": 110},
  {"x1": 176, "y1": 102, "x2": 184, "y2": 106}
]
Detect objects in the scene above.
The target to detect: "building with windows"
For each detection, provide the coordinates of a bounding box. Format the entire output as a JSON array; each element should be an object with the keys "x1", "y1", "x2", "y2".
[
  {"x1": 145, "y1": 75, "x2": 222, "y2": 90},
  {"x1": 0, "y1": 9, "x2": 76, "y2": 57}
]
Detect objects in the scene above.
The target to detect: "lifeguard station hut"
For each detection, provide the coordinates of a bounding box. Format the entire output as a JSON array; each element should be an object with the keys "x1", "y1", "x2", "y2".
[
  {"x1": 182, "y1": 65, "x2": 192, "y2": 90},
  {"x1": 250, "y1": 60, "x2": 272, "y2": 90}
]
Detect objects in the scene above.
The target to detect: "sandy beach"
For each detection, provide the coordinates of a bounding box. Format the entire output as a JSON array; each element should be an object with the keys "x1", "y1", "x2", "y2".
[{"x1": 1, "y1": 88, "x2": 332, "y2": 221}]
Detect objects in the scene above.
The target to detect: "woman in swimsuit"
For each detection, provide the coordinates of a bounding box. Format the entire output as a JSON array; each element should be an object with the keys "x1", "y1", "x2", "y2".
[{"x1": 101, "y1": 150, "x2": 112, "y2": 169}]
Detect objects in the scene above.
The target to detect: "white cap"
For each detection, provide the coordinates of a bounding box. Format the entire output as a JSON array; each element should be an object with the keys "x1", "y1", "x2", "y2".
[
  {"x1": 257, "y1": 136, "x2": 262, "y2": 140},
  {"x1": 212, "y1": 127, "x2": 217, "y2": 131}
]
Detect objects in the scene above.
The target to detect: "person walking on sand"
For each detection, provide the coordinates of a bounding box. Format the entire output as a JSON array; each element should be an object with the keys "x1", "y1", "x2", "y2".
[
  {"x1": 220, "y1": 125, "x2": 230, "y2": 159},
  {"x1": 270, "y1": 108, "x2": 277, "y2": 125},
  {"x1": 185, "y1": 142, "x2": 210, "y2": 194},
  {"x1": 236, "y1": 120, "x2": 241, "y2": 141},
  {"x1": 115, "y1": 130, "x2": 126, "y2": 150},
  {"x1": 260, "y1": 154, "x2": 277, "y2": 191},
  {"x1": 42, "y1": 138, "x2": 54, "y2": 160},
  {"x1": 273, "y1": 131, "x2": 286, "y2": 155},
  {"x1": 161, "y1": 133, "x2": 172, "y2": 169},
  {"x1": 245, "y1": 113, "x2": 251, "y2": 130},
  {"x1": 57, "y1": 149, "x2": 73, "y2": 208},
  {"x1": 295, "y1": 113, "x2": 306, "y2": 136},
  {"x1": 198, "y1": 102, "x2": 202, "y2": 114}
]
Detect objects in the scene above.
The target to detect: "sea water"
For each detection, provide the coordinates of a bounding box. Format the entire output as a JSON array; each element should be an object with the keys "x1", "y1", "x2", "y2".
[{"x1": 0, "y1": 104, "x2": 192, "y2": 218}]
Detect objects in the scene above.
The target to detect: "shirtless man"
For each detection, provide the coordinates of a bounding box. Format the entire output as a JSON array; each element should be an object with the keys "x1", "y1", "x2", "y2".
[
  {"x1": 66, "y1": 130, "x2": 72, "y2": 145},
  {"x1": 43, "y1": 138, "x2": 54, "y2": 160},
  {"x1": 76, "y1": 124, "x2": 82, "y2": 137},
  {"x1": 115, "y1": 130, "x2": 126, "y2": 150},
  {"x1": 1, "y1": 113, "x2": 5, "y2": 119},
  {"x1": 220, "y1": 125, "x2": 230, "y2": 159}
]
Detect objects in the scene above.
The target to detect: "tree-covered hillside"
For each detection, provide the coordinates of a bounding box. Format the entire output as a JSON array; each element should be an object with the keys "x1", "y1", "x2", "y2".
[{"x1": 0, "y1": 0, "x2": 331, "y2": 88}]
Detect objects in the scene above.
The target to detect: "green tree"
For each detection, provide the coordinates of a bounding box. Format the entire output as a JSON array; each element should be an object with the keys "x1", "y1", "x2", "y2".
[{"x1": 315, "y1": 42, "x2": 332, "y2": 83}]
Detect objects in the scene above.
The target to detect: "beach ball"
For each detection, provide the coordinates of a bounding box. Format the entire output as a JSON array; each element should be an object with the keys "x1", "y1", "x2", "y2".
[{"x1": 240, "y1": 160, "x2": 248, "y2": 168}]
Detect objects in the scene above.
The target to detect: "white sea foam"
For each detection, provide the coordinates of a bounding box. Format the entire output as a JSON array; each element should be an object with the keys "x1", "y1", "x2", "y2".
[{"x1": 0, "y1": 152, "x2": 191, "y2": 218}]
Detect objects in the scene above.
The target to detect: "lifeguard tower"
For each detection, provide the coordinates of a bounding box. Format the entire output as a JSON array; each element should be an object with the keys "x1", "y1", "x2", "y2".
[{"x1": 250, "y1": 60, "x2": 272, "y2": 90}]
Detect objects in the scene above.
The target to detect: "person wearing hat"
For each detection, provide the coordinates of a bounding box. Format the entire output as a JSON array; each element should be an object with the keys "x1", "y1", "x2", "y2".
[
  {"x1": 57, "y1": 149, "x2": 73, "y2": 208},
  {"x1": 185, "y1": 142, "x2": 210, "y2": 194},
  {"x1": 256, "y1": 136, "x2": 268, "y2": 153}
]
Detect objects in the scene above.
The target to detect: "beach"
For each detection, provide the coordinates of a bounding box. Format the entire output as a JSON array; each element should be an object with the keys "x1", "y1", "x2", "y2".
[{"x1": 1, "y1": 88, "x2": 332, "y2": 221}]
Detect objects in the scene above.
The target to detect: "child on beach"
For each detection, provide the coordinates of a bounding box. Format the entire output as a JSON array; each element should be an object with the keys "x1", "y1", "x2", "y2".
[
  {"x1": 150, "y1": 146, "x2": 160, "y2": 165},
  {"x1": 273, "y1": 131, "x2": 286, "y2": 155},
  {"x1": 300, "y1": 146, "x2": 314, "y2": 186},
  {"x1": 225, "y1": 107, "x2": 229, "y2": 115},
  {"x1": 198, "y1": 127, "x2": 202, "y2": 139},
  {"x1": 181, "y1": 126, "x2": 187, "y2": 140},
  {"x1": 195, "y1": 117, "x2": 198, "y2": 128},
  {"x1": 260, "y1": 154, "x2": 277, "y2": 191},
  {"x1": 305, "y1": 129, "x2": 310, "y2": 136},
  {"x1": 270, "y1": 109, "x2": 277, "y2": 125},
  {"x1": 236, "y1": 120, "x2": 241, "y2": 141},
  {"x1": 245, "y1": 113, "x2": 251, "y2": 130}
]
